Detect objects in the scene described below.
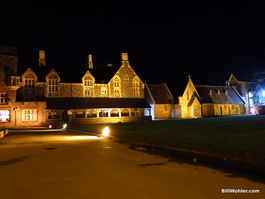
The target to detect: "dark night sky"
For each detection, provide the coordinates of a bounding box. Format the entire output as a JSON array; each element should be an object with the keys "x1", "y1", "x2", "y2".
[{"x1": 1, "y1": 0, "x2": 265, "y2": 86}]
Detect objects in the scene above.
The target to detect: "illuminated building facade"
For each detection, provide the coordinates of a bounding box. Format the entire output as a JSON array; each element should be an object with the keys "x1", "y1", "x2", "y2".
[
  {"x1": 144, "y1": 83, "x2": 174, "y2": 119},
  {"x1": 177, "y1": 76, "x2": 245, "y2": 118},
  {"x1": 0, "y1": 46, "x2": 151, "y2": 128},
  {"x1": 3, "y1": 45, "x2": 265, "y2": 128},
  {"x1": 227, "y1": 73, "x2": 265, "y2": 114}
]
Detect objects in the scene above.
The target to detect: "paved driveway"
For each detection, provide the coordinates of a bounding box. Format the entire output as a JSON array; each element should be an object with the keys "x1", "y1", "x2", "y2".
[{"x1": 0, "y1": 130, "x2": 264, "y2": 199}]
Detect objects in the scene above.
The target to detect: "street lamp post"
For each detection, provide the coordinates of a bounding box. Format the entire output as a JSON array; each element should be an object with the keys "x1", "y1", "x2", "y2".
[{"x1": 13, "y1": 107, "x2": 17, "y2": 127}]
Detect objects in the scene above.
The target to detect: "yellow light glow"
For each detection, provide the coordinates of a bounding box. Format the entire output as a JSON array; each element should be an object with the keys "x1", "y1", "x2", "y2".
[
  {"x1": 102, "y1": 126, "x2": 110, "y2": 137},
  {"x1": 63, "y1": 135, "x2": 101, "y2": 140}
]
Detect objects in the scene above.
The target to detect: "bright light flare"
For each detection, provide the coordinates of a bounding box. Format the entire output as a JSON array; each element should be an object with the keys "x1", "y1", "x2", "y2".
[
  {"x1": 262, "y1": 90, "x2": 265, "y2": 97},
  {"x1": 63, "y1": 135, "x2": 101, "y2": 140},
  {"x1": 102, "y1": 126, "x2": 110, "y2": 137},
  {"x1": 62, "y1": 123, "x2": 67, "y2": 129}
]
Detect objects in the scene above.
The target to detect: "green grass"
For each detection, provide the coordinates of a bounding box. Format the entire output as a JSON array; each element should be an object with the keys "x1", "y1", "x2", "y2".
[{"x1": 69, "y1": 115, "x2": 265, "y2": 154}]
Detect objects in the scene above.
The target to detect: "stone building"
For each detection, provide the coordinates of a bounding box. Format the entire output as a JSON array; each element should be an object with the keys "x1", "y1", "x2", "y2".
[
  {"x1": 144, "y1": 83, "x2": 174, "y2": 119},
  {"x1": 227, "y1": 73, "x2": 265, "y2": 114},
  {"x1": 0, "y1": 47, "x2": 151, "y2": 128},
  {"x1": 0, "y1": 46, "x2": 47, "y2": 128},
  {"x1": 177, "y1": 76, "x2": 245, "y2": 118}
]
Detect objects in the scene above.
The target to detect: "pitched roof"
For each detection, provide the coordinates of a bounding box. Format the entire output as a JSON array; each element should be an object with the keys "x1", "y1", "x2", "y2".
[
  {"x1": 146, "y1": 83, "x2": 173, "y2": 104},
  {"x1": 18, "y1": 61, "x2": 119, "y2": 83},
  {"x1": 46, "y1": 98, "x2": 151, "y2": 109},
  {"x1": 195, "y1": 85, "x2": 244, "y2": 104}
]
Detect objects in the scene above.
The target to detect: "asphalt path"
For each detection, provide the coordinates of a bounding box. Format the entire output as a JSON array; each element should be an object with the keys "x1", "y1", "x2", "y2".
[{"x1": 0, "y1": 130, "x2": 264, "y2": 199}]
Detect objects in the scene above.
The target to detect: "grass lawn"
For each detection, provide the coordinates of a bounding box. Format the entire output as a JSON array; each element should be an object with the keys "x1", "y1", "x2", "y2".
[{"x1": 69, "y1": 115, "x2": 265, "y2": 154}]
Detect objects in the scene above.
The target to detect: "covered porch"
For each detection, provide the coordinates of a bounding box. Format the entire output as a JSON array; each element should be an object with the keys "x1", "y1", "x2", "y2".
[{"x1": 45, "y1": 97, "x2": 151, "y2": 125}]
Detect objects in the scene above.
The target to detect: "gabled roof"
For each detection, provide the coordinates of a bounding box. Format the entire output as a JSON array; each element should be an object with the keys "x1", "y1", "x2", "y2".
[
  {"x1": 146, "y1": 83, "x2": 173, "y2": 104},
  {"x1": 18, "y1": 62, "x2": 119, "y2": 83},
  {"x1": 195, "y1": 85, "x2": 245, "y2": 104},
  {"x1": 46, "y1": 98, "x2": 151, "y2": 109}
]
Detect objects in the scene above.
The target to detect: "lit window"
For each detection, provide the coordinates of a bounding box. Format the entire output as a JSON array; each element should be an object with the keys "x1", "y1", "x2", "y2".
[
  {"x1": 84, "y1": 80, "x2": 93, "y2": 87},
  {"x1": 22, "y1": 109, "x2": 37, "y2": 121},
  {"x1": 0, "y1": 110, "x2": 10, "y2": 122},
  {"x1": 114, "y1": 81, "x2": 119, "y2": 87},
  {"x1": 47, "y1": 74, "x2": 59, "y2": 96},
  {"x1": 114, "y1": 90, "x2": 120, "y2": 97},
  {"x1": 133, "y1": 78, "x2": 139, "y2": 97},
  {"x1": 84, "y1": 88, "x2": 93, "y2": 96},
  {"x1": 101, "y1": 87, "x2": 107, "y2": 95},
  {"x1": 114, "y1": 77, "x2": 120, "y2": 97},
  {"x1": 0, "y1": 92, "x2": 8, "y2": 104},
  {"x1": 24, "y1": 73, "x2": 35, "y2": 88},
  {"x1": 83, "y1": 76, "x2": 93, "y2": 97},
  {"x1": 8, "y1": 76, "x2": 20, "y2": 87}
]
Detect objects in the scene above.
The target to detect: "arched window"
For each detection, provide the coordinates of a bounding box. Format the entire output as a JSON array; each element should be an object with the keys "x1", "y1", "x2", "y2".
[{"x1": 133, "y1": 77, "x2": 140, "y2": 97}]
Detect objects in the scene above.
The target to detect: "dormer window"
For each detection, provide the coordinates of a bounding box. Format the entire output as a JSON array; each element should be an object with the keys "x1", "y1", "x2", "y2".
[
  {"x1": 83, "y1": 76, "x2": 93, "y2": 97},
  {"x1": 47, "y1": 74, "x2": 59, "y2": 97},
  {"x1": 25, "y1": 79, "x2": 35, "y2": 88},
  {"x1": 84, "y1": 79, "x2": 93, "y2": 87},
  {"x1": 225, "y1": 90, "x2": 228, "y2": 95},
  {"x1": 209, "y1": 90, "x2": 212, "y2": 95},
  {"x1": 23, "y1": 72, "x2": 36, "y2": 88},
  {"x1": 217, "y1": 90, "x2": 220, "y2": 95}
]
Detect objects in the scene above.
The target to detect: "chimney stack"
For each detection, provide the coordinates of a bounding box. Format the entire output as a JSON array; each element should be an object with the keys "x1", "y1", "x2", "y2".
[
  {"x1": 121, "y1": 53, "x2": 128, "y2": 61},
  {"x1": 121, "y1": 52, "x2": 129, "y2": 66},
  {"x1": 88, "y1": 54, "x2": 93, "y2": 69},
  {"x1": 38, "y1": 50, "x2": 46, "y2": 66}
]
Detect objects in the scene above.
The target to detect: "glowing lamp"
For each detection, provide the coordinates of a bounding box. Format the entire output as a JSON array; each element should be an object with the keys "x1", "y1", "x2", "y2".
[
  {"x1": 102, "y1": 126, "x2": 110, "y2": 137},
  {"x1": 62, "y1": 123, "x2": 67, "y2": 129}
]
